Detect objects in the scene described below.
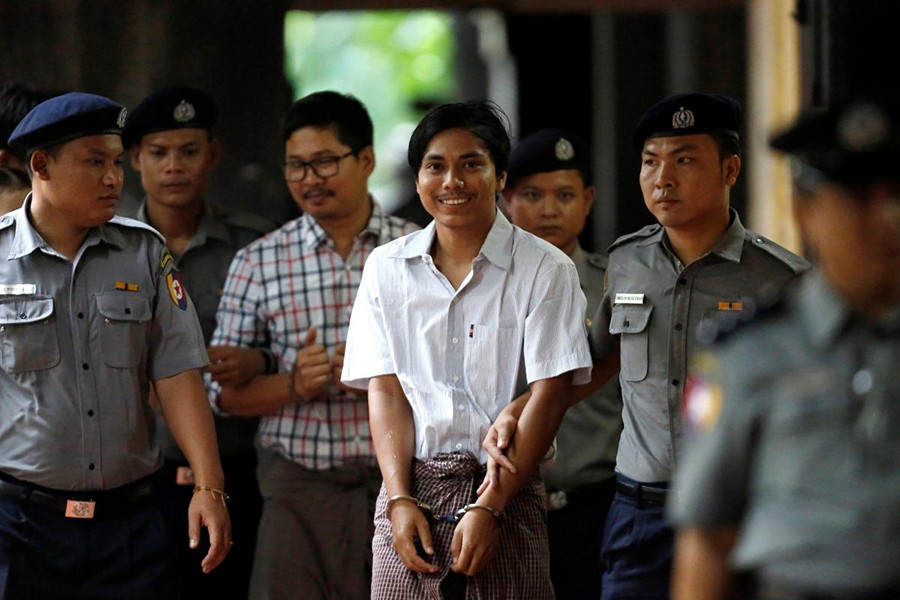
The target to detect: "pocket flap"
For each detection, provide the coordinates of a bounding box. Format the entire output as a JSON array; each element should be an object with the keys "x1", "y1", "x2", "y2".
[
  {"x1": 96, "y1": 292, "x2": 152, "y2": 321},
  {"x1": 0, "y1": 297, "x2": 54, "y2": 325},
  {"x1": 609, "y1": 304, "x2": 653, "y2": 334}
]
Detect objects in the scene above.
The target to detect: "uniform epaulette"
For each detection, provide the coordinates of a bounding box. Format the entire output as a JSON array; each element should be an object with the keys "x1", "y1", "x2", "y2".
[
  {"x1": 211, "y1": 204, "x2": 279, "y2": 236},
  {"x1": 745, "y1": 231, "x2": 811, "y2": 274},
  {"x1": 107, "y1": 214, "x2": 166, "y2": 244},
  {"x1": 607, "y1": 223, "x2": 661, "y2": 253}
]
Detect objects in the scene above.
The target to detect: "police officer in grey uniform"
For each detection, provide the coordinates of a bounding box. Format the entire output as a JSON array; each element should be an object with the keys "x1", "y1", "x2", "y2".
[
  {"x1": 670, "y1": 94, "x2": 900, "y2": 600},
  {"x1": 501, "y1": 128, "x2": 622, "y2": 600},
  {"x1": 588, "y1": 93, "x2": 810, "y2": 599},
  {"x1": 0, "y1": 92, "x2": 230, "y2": 599},
  {"x1": 123, "y1": 85, "x2": 276, "y2": 598}
]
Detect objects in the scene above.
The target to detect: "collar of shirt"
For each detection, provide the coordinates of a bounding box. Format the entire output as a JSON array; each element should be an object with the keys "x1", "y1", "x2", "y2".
[
  {"x1": 8, "y1": 195, "x2": 118, "y2": 260},
  {"x1": 390, "y1": 208, "x2": 515, "y2": 271},
  {"x1": 298, "y1": 196, "x2": 387, "y2": 250},
  {"x1": 648, "y1": 208, "x2": 747, "y2": 266}
]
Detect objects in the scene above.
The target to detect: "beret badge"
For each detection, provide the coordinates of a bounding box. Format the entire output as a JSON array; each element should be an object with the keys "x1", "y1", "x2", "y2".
[
  {"x1": 554, "y1": 137, "x2": 575, "y2": 161},
  {"x1": 672, "y1": 106, "x2": 695, "y2": 130},
  {"x1": 173, "y1": 100, "x2": 196, "y2": 123},
  {"x1": 837, "y1": 101, "x2": 889, "y2": 153},
  {"x1": 116, "y1": 108, "x2": 127, "y2": 128}
]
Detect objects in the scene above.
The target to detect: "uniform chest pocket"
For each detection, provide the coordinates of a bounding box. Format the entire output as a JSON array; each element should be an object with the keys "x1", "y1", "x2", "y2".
[
  {"x1": 609, "y1": 304, "x2": 653, "y2": 382},
  {"x1": 0, "y1": 297, "x2": 60, "y2": 373},
  {"x1": 95, "y1": 292, "x2": 152, "y2": 368}
]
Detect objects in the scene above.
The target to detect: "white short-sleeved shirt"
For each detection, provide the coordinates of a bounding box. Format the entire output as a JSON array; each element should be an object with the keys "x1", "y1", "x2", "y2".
[{"x1": 342, "y1": 210, "x2": 592, "y2": 462}]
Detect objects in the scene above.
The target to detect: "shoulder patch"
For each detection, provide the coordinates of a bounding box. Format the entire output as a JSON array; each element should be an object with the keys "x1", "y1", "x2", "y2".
[
  {"x1": 108, "y1": 214, "x2": 167, "y2": 244},
  {"x1": 746, "y1": 231, "x2": 811, "y2": 274},
  {"x1": 608, "y1": 223, "x2": 662, "y2": 253}
]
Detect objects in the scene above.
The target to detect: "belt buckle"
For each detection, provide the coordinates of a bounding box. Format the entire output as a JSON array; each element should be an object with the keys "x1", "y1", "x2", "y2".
[{"x1": 65, "y1": 499, "x2": 95, "y2": 519}]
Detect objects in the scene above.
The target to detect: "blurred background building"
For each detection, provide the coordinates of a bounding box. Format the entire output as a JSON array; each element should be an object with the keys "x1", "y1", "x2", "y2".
[{"x1": 0, "y1": 0, "x2": 893, "y2": 252}]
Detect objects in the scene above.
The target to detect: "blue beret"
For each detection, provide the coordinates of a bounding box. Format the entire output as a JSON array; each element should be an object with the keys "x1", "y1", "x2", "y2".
[
  {"x1": 507, "y1": 128, "x2": 592, "y2": 187},
  {"x1": 770, "y1": 94, "x2": 900, "y2": 187},
  {"x1": 632, "y1": 92, "x2": 741, "y2": 150},
  {"x1": 123, "y1": 85, "x2": 218, "y2": 148},
  {"x1": 7, "y1": 92, "x2": 126, "y2": 153}
]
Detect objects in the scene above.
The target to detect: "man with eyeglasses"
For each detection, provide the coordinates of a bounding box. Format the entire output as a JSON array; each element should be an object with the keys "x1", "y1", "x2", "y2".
[{"x1": 207, "y1": 90, "x2": 419, "y2": 600}]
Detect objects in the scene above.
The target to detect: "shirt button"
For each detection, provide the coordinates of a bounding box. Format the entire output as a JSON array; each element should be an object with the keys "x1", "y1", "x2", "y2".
[
  {"x1": 679, "y1": 277, "x2": 687, "y2": 285},
  {"x1": 452, "y1": 297, "x2": 459, "y2": 304},
  {"x1": 87, "y1": 410, "x2": 94, "y2": 417},
  {"x1": 674, "y1": 323, "x2": 683, "y2": 331},
  {"x1": 458, "y1": 404, "x2": 466, "y2": 411},
  {"x1": 452, "y1": 337, "x2": 459, "y2": 344},
  {"x1": 77, "y1": 312, "x2": 84, "y2": 319},
  {"x1": 455, "y1": 442, "x2": 462, "y2": 450},
  {"x1": 452, "y1": 375, "x2": 459, "y2": 383},
  {"x1": 671, "y1": 379, "x2": 680, "y2": 386},
  {"x1": 88, "y1": 463, "x2": 95, "y2": 470},
  {"x1": 82, "y1": 364, "x2": 89, "y2": 370}
]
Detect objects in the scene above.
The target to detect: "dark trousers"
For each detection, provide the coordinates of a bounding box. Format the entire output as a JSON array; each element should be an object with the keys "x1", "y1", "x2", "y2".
[
  {"x1": 157, "y1": 449, "x2": 262, "y2": 600},
  {"x1": 547, "y1": 480, "x2": 615, "y2": 600},
  {"x1": 0, "y1": 480, "x2": 175, "y2": 600},
  {"x1": 600, "y1": 490, "x2": 673, "y2": 600}
]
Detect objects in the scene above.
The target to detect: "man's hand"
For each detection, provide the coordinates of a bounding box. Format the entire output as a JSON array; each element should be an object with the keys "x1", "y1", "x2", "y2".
[
  {"x1": 188, "y1": 487, "x2": 232, "y2": 573},
  {"x1": 449, "y1": 509, "x2": 500, "y2": 576},
  {"x1": 206, "y1": 345, "x2": 266, "y2": 388},
  {"x1": 389, "y1": 502, "x2": 439, "y2": 574},
  {"x1": 293, "y1": 327, "x2": 334, "y2": 400},
  {"x1": 477, "y1": 401, "x2": 522, "y2": 495}
]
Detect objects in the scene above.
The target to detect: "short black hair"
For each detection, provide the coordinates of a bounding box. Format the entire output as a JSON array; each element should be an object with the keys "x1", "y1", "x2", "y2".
[
  {"x1": 709, "y1": 132, "x2": 741, "y2": 161},
  {"x1": 279, "y1": 91, "x2": 373, "y2": 153},
  {"x1": 407, "y1": 100, "x2": 511, "y2": 175},
  {"x1": 0, "y1": 166, "x2": 30, "y2": 190},
  {"x1": 1, "y1": 83, "x2": 51, "y2": 157}
]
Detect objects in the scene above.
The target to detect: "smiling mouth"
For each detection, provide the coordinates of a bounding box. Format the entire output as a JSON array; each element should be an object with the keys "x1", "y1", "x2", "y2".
[{"x1": 438, "y1": 196, "x2": 471, "y2": 206}]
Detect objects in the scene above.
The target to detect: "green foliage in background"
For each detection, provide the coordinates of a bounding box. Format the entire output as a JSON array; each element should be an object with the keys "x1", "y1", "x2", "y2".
[{"x1": 285, "y1": 11, "x2": 456, "y2": 208}]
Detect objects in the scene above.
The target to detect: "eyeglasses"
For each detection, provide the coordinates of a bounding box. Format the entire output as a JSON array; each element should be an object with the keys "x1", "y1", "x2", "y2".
[{"x1": 282, "y1": 151, "x2": 355, "y2": 182}]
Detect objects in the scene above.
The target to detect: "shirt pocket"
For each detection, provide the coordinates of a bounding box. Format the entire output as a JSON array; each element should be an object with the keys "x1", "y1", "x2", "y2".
[
  {"x1": 464, "y1": 324, "x2": 520, "y2": 402},
  {"x1": 0, "y1": 297, "x2": 60, "y2": 373},
  {"x1": 609, "y1": 304, "x2": 653, "y2": 382},
  {"x1": 95, "y1": 292, "x2": 152, "y2": 369}
]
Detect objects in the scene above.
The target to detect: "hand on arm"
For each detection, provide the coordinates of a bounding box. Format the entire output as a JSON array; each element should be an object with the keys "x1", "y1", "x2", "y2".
[
  {"x1": 452, "y1": 373, "x2": 574, "y2": 576},
  {"x1": 478, "y1": 351, "x2": 620, "y2": 493},
  {"x1": 205, "y1": 345, "x2": 267, "y2": 388},
  {"x1": 216, "y1": 326, "x2": 343, "y2": 416},
  {"x1": 672, "y1": 526, "x2": 738, "y2": 600},
  {"x1": 369, "y1": 375, "x2": 438, "y2": 574},
  {"x1": 155, "y1": 369, "x2": 231, "y2": 573}
]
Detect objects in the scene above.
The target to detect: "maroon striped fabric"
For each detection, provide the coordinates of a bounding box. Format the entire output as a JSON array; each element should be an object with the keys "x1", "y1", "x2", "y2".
[{"x1": 372, "y1": 452, "x2": 555, "y2": 599}]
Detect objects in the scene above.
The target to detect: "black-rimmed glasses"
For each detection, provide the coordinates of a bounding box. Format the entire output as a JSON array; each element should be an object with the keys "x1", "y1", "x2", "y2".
[{"x1": 282, "y1": 150, "x2": 355, "y2": 182}]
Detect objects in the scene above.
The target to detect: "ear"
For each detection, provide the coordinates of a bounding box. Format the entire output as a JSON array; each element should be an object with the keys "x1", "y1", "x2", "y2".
[
  {"x1": 208, "y1": 138, "x2": 221, "y2": 169},
  {"x1": 129, "y1": 145, "x2": 142, "y2": 171},
  {"x1": 724, "y1": 155, "x2": 741, "y2": 186},
  {"x1": 496, "y1": 171, "x2": 507, "y2": 192},
  {"x1": 583, "y1": 185, "x2": 597, "y2": 215},
  {"x1": 30, "y1": 151, "x2": 51, "y2": 181},
  {"x1": 358, "y1": 145, "x2": 375, "y2": 176}
]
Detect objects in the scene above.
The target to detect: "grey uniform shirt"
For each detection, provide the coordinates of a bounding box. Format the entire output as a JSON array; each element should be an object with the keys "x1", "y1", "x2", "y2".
[
  {"x1": 541, "y1": 244, "x2": 622, "y2": 491},
  {"x1": 134, "y1": 200, "x2": 276, "y2": 459},
  {"x1": 0, "y1": 197, "x2": 208, "y2": 491},
  {"x1": 590, "y1": 209, "x2": 809, "y2": 483},
  {"x1": 669, "y1": 271, "x2": 900, "y2": 591}
]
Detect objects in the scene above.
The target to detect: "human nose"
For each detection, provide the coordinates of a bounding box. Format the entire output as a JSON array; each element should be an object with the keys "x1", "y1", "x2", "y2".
[
  {"x1": 104, "y1": 163, "x2": 123, "y2": 187},
  {"x1": 655, "y1": 161, "x2": 675, "y2": 188},
  {"x1": 443, "y1": 168, "x2": 464, "y2": 189}
]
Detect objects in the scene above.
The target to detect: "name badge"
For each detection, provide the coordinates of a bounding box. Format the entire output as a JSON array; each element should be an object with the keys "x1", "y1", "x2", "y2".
[
  {"x1": 0, "y1": 284, "x2": 36, "y2": 295},
  {"x1": 614, "y1": 293, "x2": 644, "y2": 305},
  {"x1": 65, "y1": 499, "x2": 96, "y2": 519}
]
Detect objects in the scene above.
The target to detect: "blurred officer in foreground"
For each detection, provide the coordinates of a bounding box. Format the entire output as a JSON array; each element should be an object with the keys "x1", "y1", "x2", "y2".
[
  {"x1": 501, "y1": 128, "x2": 622, "y2": 599},
  {"x1": 670, "y1": 94, "x2": 900, "y2": 600},
  {"x1": 0, "y1": 93, "x2": 230, "y2": 599},
  {"x1": 124, "y1": 85, "x2": 275, "y2": 598},
  {"x1": 0, "y1": 83, "x2": 50, "y2": 213}
]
